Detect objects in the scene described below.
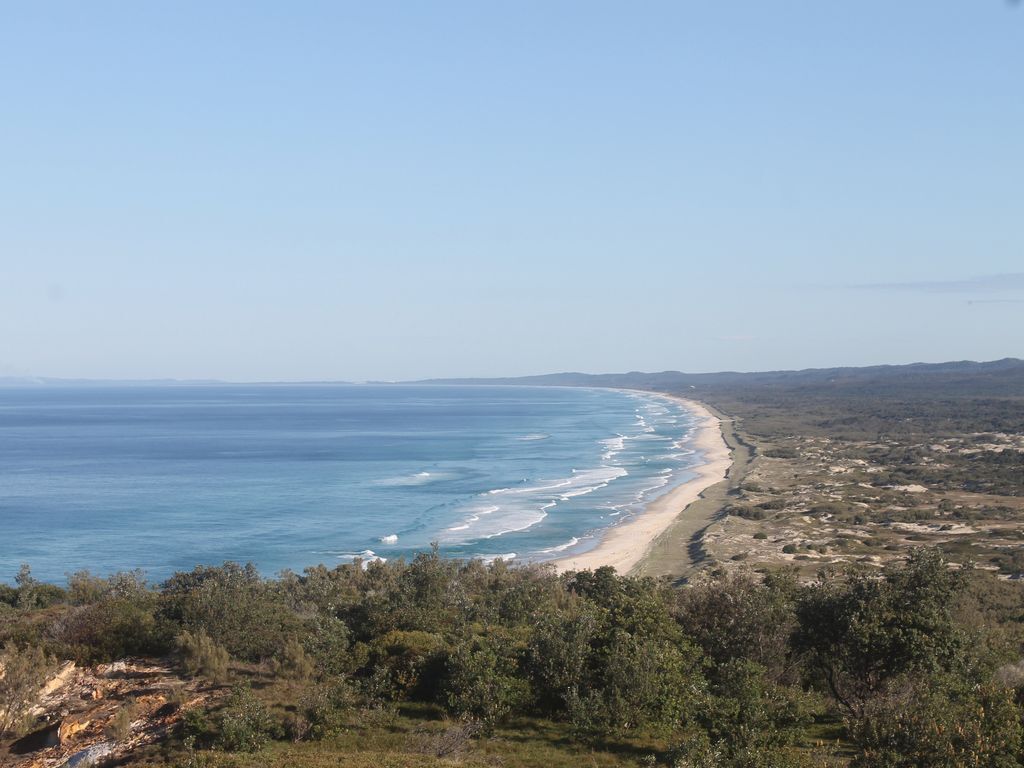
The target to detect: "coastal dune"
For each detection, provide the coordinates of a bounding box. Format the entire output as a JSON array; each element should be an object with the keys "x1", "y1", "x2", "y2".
[{"x1": 551, "y1": 396, "x2": 731, "y2": 574}]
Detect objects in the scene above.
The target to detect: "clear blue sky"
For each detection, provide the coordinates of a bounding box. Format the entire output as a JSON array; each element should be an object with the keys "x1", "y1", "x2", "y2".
[{"x1": 2, "y1": 2, "x2": 1021, "y2": 381}]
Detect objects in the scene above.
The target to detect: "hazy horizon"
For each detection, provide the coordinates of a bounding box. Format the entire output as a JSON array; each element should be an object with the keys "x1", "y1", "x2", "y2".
[
  {"x1": 3, "y1": 2, "x2": 1022, "y2": 381},
  {"x1": 1, "y1": 354, "x2": 1020, "y2": 386}
]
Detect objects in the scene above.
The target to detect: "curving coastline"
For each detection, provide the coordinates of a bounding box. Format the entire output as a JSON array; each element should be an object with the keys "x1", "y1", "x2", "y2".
[{"x1": 550, "y1": 395, "x2": 732, "y2": 574}]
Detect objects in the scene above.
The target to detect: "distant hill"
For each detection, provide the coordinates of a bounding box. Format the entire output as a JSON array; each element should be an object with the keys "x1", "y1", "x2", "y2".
[
  {"x1": 416, "y1": 358, "x2": 1024, "y2": 399},
  {"x1": 4, "y1": 358, "x2": 1021, "y2": 399}
]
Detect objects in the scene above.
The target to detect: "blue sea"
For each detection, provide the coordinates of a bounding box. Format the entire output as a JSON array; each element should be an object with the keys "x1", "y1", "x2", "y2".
[{"x1": 0, "y1": 385, "x2": 703, "y2": 583}]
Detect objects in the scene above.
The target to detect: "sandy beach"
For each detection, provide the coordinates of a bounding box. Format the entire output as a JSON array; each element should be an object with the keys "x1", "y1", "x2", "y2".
[{"x1": 551, "y1": 394, "x2": 732, "y2": 574}]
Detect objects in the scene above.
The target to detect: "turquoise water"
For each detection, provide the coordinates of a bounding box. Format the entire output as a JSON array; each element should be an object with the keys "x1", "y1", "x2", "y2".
[{"x1": 0, "y1": 385, "x2": 702, "y2": 583}]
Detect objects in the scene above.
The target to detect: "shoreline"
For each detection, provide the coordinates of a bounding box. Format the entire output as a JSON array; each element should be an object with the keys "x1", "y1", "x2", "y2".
[{"x1": 550, "y1": 393, "x2": 732, "y2": 574}]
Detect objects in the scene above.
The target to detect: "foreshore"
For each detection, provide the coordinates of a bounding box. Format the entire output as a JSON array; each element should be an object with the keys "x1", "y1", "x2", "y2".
[{"x1": 550, "y1": 393, "x2": 732, "y2": 574}]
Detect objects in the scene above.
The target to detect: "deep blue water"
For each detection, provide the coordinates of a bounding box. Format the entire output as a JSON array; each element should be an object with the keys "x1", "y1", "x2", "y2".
[{"x1": 0, "y1": 385, "x2": 702, "y2": 583}]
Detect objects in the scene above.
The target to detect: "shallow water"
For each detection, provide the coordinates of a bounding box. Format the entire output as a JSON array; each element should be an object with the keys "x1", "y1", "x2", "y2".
[{"x1": 0, "y1": 384, "x2": 703, "y2": 583}]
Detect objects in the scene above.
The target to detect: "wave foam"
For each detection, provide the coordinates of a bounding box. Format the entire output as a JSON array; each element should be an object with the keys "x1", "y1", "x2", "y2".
[
  {"x1": 376, "y1": 471, "x2": 439, "y2": 487},
  {"x1": 538, "y1": 537, "x2": 579, "y2": 554},
  {"x1": 600, "y1": 435, "x2": 626, "y2": 460},
  {"x1": 441, "y1": 466, "x2": 627, "y2": 544},
  {"x1": 336, "y1": 549, "x2": 387, "y2": 568},
  {"x1": 478, "y1": 552, "x2": 517, "y2": 564}
]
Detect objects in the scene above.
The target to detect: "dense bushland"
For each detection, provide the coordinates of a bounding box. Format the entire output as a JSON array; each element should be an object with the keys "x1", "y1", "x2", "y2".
[{"x1": 2, "y1": 549, "x2": 1024, "y2": 766}]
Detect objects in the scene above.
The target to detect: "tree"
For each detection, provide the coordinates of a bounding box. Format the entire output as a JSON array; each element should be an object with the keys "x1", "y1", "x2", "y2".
[
  {"x1": 693, "y1": 659, "x2": 814, "y2": 766},
  {"x1": 794, "y1": 549, "x2": 967, "y2": 717},
  {"x1": 560, "y1": 567, "x2": 707, "y2": 735},
  {"x1": 565, "y1": 625, "x2": 702, "y2": 735},
  {"x1": 675, "y1": 568, "x2": 799, "y2": 683},
  {"x1": 14, "y1": 565, "x2": 37, "y2": 610},
  {"x1": 443, "y1": 627, "x2": 529, "y2": 728},
  {"x1": 527, "y1": 600, "x2": 599, "y2": 714},
  {"x1": 11, "y1": 564, "x2": 65, "y2": 610}
]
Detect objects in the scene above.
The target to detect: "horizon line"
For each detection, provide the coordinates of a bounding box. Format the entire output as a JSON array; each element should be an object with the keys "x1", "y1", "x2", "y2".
[{"x1": 1, "y1": 355, "x2": 1021, "y2": 387}]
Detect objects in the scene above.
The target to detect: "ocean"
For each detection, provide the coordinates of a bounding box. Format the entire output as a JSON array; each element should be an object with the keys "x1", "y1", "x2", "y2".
[{"x1": 0, "y1": 384, "x2": 703, "y2": 583}]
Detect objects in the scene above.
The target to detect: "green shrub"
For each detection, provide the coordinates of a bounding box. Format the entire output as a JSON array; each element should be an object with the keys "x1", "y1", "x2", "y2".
[
  {"x1": 0, "y1": 642, "x2": 54, "y2": 736},
  {"x1": 177, "y1": 629, "x2": 230, "y2": 685},
  {"x1": 181, "y1": 706, "x2": 216, "y2": 748},
  {"x1": 727, "y1": 505, "x2": 767, "y2": 520},
  {"x1": 217, "y1": 684, "x2": 279, "y2": 752},
  {"x1": 0, "y1": 585, "x2": 18, "y2": 608},
  {"x1": 273, "y1": 637, "x2": 314, "y2": 681},
  {"x1": 160, "y1": 562, "x2": 302, "y2": 661},
  {"x1": 8, "y1": 565, "x2": 66, "y2": 610},
  {"x1": 527, "y1": 603, "x2": 598, "y2": 715},
  {"x1": 674, "y1": 570, "x2": 798, "y2": 684},
  {"x1": 289, "y1": 677, "x2": 358, "y2": 740},
  {"x1": 849, "y1": 677, "x2": 1023, "y2": 767},
  {"x1": 299, "y1": 615, "x2": 351, "y2": 677},
  {"x1": 49, "y1": 575, "x2": 167, "y2": 663},
  {"x1": 562, "y1": 567, "x2": 707, "y2": 735},
  {"x1": 565, "y1": 628, "x2": 701, "y2": 736},
  {"x1": 697, "y1": 659, "x2": 813, "y2": 757},
  {"x1": 443, "y1": 629, "x2": 529, "y2": 728},
  {"x1": 66, "y1": 570, "x2": 109, "y2": 606}
]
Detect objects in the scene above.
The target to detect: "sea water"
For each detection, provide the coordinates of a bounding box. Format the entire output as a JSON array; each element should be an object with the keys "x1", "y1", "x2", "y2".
[{"x1": 0, "y1": 385, "x2": 704, "y2": 583}]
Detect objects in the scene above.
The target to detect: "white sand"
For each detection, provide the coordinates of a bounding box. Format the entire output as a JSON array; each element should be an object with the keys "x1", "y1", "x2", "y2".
[{"x1": 551, "y1": 394, "x2": 732, "y2": 574}]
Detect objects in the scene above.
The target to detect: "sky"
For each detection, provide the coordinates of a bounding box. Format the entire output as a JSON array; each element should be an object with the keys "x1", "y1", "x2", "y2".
[{"x1": 1, "y1": 2, "x2": 1022, "y2": 381}]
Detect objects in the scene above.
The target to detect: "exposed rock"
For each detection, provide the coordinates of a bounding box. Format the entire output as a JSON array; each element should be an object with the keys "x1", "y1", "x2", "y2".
[
  {"x1": 58, "y1": 741, "x2": 113, "y2": 767},
  {"x1": 1, "y1": 659, "x2": 221, "y2": 768},
  {"x1": 38, "y1": 664, "x2": 76, "y2": 700}
]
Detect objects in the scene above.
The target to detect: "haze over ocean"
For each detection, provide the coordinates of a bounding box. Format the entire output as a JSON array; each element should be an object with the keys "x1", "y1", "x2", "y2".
[{"x1": 0, "y1": 385, "x2": 702, "y2": 583}]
